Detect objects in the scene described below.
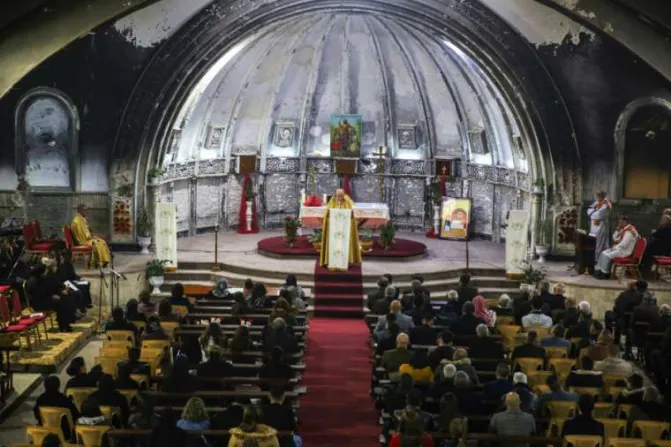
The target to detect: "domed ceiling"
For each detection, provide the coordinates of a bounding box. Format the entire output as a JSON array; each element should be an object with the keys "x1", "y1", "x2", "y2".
[{"x1": 167, "y1": 12, "x2": 527, "y2": 171}]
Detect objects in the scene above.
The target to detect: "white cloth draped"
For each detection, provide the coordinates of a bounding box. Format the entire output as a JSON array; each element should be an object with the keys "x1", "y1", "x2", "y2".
[
  {"x1": 327, "y1": 208, "x2": 352, "y2": 271},
  {"x1": 505, "y1": 210, "x2": 530, "y2": 277},
  {"x1": 155, "y1": 202, "x2": 178, "y2": 269}
]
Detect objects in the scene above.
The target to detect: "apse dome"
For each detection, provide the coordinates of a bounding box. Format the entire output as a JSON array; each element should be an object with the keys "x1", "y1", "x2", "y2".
[{"x1": 166, "y1": 12, "x2": 527, "y2": 171}]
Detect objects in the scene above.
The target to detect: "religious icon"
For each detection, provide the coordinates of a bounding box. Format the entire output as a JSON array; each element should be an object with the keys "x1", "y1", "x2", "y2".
[
  {"x1": 397, "y1": 124, "x2": 417, "y2": 150},
  {"x1": 330, "y1": 114, "x2": 362, "y2": 157},
  {"x1": 273, "y1": 121, "x2": 296, "y2": 148},
  {"x1": 440, "y1": 198, "x2": 472, "y2": 240},
  {"x1": 207, "y1": 126, "x2": 224, "y2": 149}
]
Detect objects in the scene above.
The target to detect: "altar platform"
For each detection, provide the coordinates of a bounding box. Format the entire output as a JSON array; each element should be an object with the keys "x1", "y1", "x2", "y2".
[{"x1": 257, "y1": 235, "x2": 427, "y2": 259}]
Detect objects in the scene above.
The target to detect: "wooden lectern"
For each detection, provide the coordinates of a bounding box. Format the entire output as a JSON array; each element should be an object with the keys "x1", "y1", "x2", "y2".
[{"x1": 575, "y1": 231, "x2": 596, "y2": 274}]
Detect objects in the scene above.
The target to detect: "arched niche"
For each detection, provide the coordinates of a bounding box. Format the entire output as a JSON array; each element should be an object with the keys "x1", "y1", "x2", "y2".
[{"x1": 15, "y1": 87, "x2": 80, "y2": 190}]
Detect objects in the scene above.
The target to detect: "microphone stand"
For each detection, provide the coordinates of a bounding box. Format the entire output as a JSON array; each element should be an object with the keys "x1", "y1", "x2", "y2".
[
  {"x1": 109, "y1": 267, "x2": 126, "y2": 311},
  {"x1": 98, "y1": 266, "x2": 108, "y2": 330}
]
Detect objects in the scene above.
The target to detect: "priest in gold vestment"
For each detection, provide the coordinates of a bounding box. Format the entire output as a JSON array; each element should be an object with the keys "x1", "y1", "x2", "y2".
[
  {"x1": 319, "y1": 189, "x2": 363, "y2": 268},
  {"x1": 70, "y1": 204, "x2": 112, "y2": 268}
]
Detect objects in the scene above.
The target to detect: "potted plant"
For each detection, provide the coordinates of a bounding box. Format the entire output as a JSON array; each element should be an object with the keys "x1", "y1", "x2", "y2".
[
  {"x1": 148, "y1": 167, "x2": 165, "y2": 184},
  {"x1": 379, "y1": 222, "x2": 396, "y2": 250},
  {"x1": 136, "y1": 207, "x2": 153, "y2": 254},
  {"x1": 308, "y1": 228, "x2": 323, "y2": 251},
  {"x1": 359, "y1": 228, "x2": 373, "y2": 252},
  {"x1": 519, "y1": 261, "x2": 547, "y2": 294},
  {"x1": 532, "y1": 178, "x2": 544, "y2": 195},
  {"x1": 146, "y1": 259, "x2": 171, "y2": 294},
  {"x1": 283, "y1": 216, "x2": 299, "y2": 247},
  {"x1": 535, "y1": 218, "x2": 553, "y2": 263}
]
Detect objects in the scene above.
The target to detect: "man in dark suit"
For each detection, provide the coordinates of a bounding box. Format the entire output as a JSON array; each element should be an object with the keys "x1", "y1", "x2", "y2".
[
  {"x1": 262, "y1": 385, "x2": 297, "y2": 447},
  {"x1": 117, "y1": 347, "x2": 151, "y2": 376},
  {"x1": 34, "y1": 375, "x2": 80, "y2": 439},
  {"x1": 609, "y1": 281, "x2": 642, "y2": 340},
  {"x1": 383, "y1": 273, "x2": 401, "y2": 299},
  {"x1": 482, "y1": 363, "x2": 514, "y2": 402},
  {"x1": 372, "y1": 286, "x2": 396, "y2": 315},
  {"x1": 366, "y1": 277, "x2": 389, "y2": 310},
  {"x1": 511, "y1": 331, "x2": 545, "y2": 360},
  {"x1": 376, "y1": 322, "x2": 400, "y2": 356},
  {"x1": 545, "y1": 283, "x2": 567, "y2": 312},
  {"x1": 428, "y1": 331, "x2": 455, "y2": 370},
  {"x1": 401, "y1": 280, "x2": 430, "y2": 312},
  {"x1": 513, "y1": 291, "x2": 533, "y2": 326},
  {"x1": 381, "y1": 333, "x2": 414, "y2": 379},
  {"x1": 265, "y1": 317, "x2": 299, "y2": 354},
  {"x1": 450, "y1": 302, "x2": 485, "y2": 336},
  {"x1": 469, "y1": 324, "x2": 504, "y2": 360},
  {"x1": 409, "y1": 313, "x2": 438, "y2": 346},
  {"x1": 198, "y1": 344, "x2": 233, "y2": 380},
  {"x1": 561, "y1": 394, "x2": 605, "y2": 437},
  {"x1": 455, "y1": 273, "x2": 478, "y2": 315}
]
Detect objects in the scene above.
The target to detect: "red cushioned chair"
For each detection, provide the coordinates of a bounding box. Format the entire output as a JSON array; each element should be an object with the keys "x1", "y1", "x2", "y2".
[
  {"x1": 23, "y1": 224, "x2": 56, "y2": 260},
  {"x1": 8, "y1": 287, "x2": 48, "y2": 341},
  {"x1": 653, "y1": 256, "x2": 671, "y2": 280},
  {"x1": 32, "y1": 219, "x2": 48, "y2": 242},
  {"x1": 611, "y1": 238, "x2": 647, "y2": 282},
  {"x1": 62, "y1": 226, "x2": 92, "y2": 267},
  {"x1": 0, "y1": 289, "x2": 34, "y2": 350}
]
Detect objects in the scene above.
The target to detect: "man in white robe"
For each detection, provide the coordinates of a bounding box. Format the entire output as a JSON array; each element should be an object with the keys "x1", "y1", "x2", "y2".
[
  {"x1": 587, "y1": 190, "x2": 612, "y2": 262},
  {"x1": 595, "y1": 216, "x2": 639, "y2": 279}
]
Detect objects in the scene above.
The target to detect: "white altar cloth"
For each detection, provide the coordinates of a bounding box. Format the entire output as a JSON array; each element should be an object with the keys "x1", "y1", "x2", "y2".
[{"x1": 299, "y1": 202, "x2": 390, "y2": 228}]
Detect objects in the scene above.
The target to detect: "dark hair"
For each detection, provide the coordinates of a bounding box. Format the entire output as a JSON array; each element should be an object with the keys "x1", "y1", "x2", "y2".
[
  {"x1": 231, "y1": 325, "x2": 250, "y2": 352},
  {"x1": 284, "y1": 275, "x2": 297, "y2": 287},
  {"x1": 591, "y1": 320, "x2": 604, "y2": 333},
  {"x1": 81, "y1": 396, "x2": 103, "y2": 418},
  {"x1": 240, "y1": 406, "x2": 260, "y2": 432},
  {"x1": 526, "y1": 330, "x2": 538, "y2": 344},
  {"x1": 126, "y1": 299, "x2": 140, "y2": 319},
  {"x1": 44, "y1": 375, "x2": 60, "y2": 392},
  {"x1": 629, "y1": 373, "x2": 644, "y2": 389},
  {"x1": 158, "y1": 299, "x2": 172, "y2": 317},
  {"x1": 88, "y1": 365, "x2": 103, "y2": 383},
  {"x1": 399, "y1": 373, "x2": 415, "y2": 390},
  {"x1": 409, "y1": 350, "x2": 429, "y2": 370},
  {"x1": 462, "y1": 302, "x2": 474, "y2": 315},
  {"x1": 98, "y1": 374, "x2": 115, "y2": 392},
  {"x1": 117, "y1": 363, "x2": 132, "y2": 381},
  {"x1": 495, "y1": 363, "x2": 510, "y2": 379},
  {"x1": 422, "y1": 312, "x2": 435, "y2": 323},
  {"x1": 112, "y1": 307, "x2": 125, "y2": 322},
  {"x1": 580, "y1": 356, "x2": 594, "y2": 371},
  {"x1": 383, "y1": 273, "x2": 393, "y2": 284},
  {"x1": 31, "y1": 263, "x2": 46, "y2": 278},
  {"x1": 41, "y1": 433, "x2": 62, "y2": 447},
  {"x1": 128, "y1": 347, "x2": 141, "y2": 362},
  {"x1": 171, "y1": 283, "x2": 185, "y2": 300},
  {"x1": 244, "y1": 278, "x2": 254, "y2": 290},
  {"x1": 269, "y1": 384, "x2": 285, "y2": 401},
  {"x1": 459, "y1": 273, "x2": 471, "y2": 285},
  {"x1": 531, "y1": 297, "x2": 544, "y2": 310},
  {"x1": 388, "y1": 322, "x2": 400, "y2": 336},
  {"x1": 139, "y1": 290, "x2": 152, "y2": 303},
  {"x1": 440, "y1": 331, "x2": 454, "y2": 344},
  {"x1": 251, "y1": 283, "x2": 267, "y2": 300},
  {"x1": 578, "y1": 394, "x2": 594, "y2": 415},
  {"x1": 552, "y1": 324, "x2": 565, "y2": 338},
  {"x1": 548, "y1": 375, "x2": 561, "y2": 392},
  {"x1": 406, "y1": 389, "x2": 424, "y2": 409},
  {"x1": 270, "y1": 346, "x2": 285, "y2": 364},
  {"x1": 437, "y1": 392, "x2": 459, "y2": 432},
  {"x1": 66, "y1": 357, "x2": 85, "y2": 377},
  {"x1": 386, "y1": 312, "x2": 397, "y2": 323}
]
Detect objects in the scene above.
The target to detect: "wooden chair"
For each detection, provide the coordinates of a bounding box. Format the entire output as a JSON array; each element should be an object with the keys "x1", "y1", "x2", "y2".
[
  {"x1": 606, "y1": 387, "x2": 626, "y2": 402},
  {"x1": 631, "y1": 421, "x2": 670, "y2": 441},
  {"x1": 544, "y1": 346, "x2": 569, "y2": 359},
  {"x1": 25, "y1": 426, "x2": 58, "y2": 445},
  {"x1": 118, "y1": 389, "x2": 139, "y2": 408},
  {"x1": 171, "y1": 305, "x2": 189, "y2": 318},
  {"x1": 605, "y1": 439, "x2": 646, "y2": 447},
  {"x1": 131, "y1": 321, "x2": 146, "y2": 331},
  {"x1": 497, "y1": 325, "x2": 522, "y2": 349},
  {"x1": 130, "y1": 374, "x2": 150, "y2": 390},
  {"x1": 616, "y1": 404, "x2": 633, "y2": 420},
  {"x1": 497, "y1": 315, "x2": 515, "y2": 326},
  {"x1": 563, "y1": 435, "x2": 603, "y2": 447},
  {"x1": 528, "y1": 370, "x2": 554, "y2": 388},
  {"x1": 549, "y1": 358, "x2": 576, "y2": 381},
  {"x1": 652, "y1": 256, "x2": 671, "y2": 279},
  {"x1": 141, "y1": 340, "x2": 171, "y2": 351},
  {"x1": 75, "y1": 425, "x2": 111, "y2": 447},
  {"x1": 547, "y1": 401, "x2": 578, "y2": 418},
  {"x1": 650, "y1": 442, "x2": 671, "y2": 447},
  {"x1": 0, "y1": 293, "x2": 35, "y2": 350},
  {"x1": 602, "y1": 375, "x2": 628, "y2": 394},
  {"x1": 161, "y1": 321, "x2": 179, "y2": 338},
  {"x1": 597, "y1": 419, "x2": 627, "y2": 439},
  {"x1": 592, "y1": 403, "x2": 614, "y2": 419},
  {"x1": 23, "y1": 224, "x2": 57, "y2": 259},
  {"x1": 547, "y1": 417, "x2": 567, "y2": 437},
  {"x1": 106, "y1": 330, "x2": 135, "y2": 346},
  {"x1": 95, "y1": 357, "x2": 120, "y2": 377},
  {"x1": 99, "y1": 406, "x2": 121, "y2": 424},
  {"x1": 514, "y1": 357, "x2": 544, "y2": 375},
  {"x1": 569, "y1": 387, "x2": 602, "y2": 399},
  {"x1": 139, "y1": 349, "x2": 162, "y2": 376},
  {"x1": 611, "y1": 238, "x2": 647, "y2": 282},
  {"x1": 65, "y1": 387, "x2": 96, "y2": 412},
  {"x1": 533, "y1": 384, "x2": 551, "y2": 395},
  {"x1": 39, "y1": 406, "x2": 74, "y2": 442},
  {"x1": 104, "y1": 340, "x2": 133, "y2": 350},
  {"x1": 100, "y1": 346, "x2": 128, "y2": 359}
]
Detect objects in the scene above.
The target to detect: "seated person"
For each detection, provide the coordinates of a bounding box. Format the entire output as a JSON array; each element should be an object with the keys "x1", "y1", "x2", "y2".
[
  {"x1": 452, "y1": 371, "x2": 482, "y2": 415},
  {"x1": 399, "y1": 350, "x2": 434, "y2": 384},
  {"x1": 473, "y1": 295, "x2": 497, "y2": 327},
  {"x1": 34, "y1": 375, "x2": 80, "y2": 439},
  {"x1": 260, "y1": 346, "x2": 294, "y2": 380},
  {"x1": 381, "y1": 333, "x2": 414, "y2": 380},
  {"x1": 125, "y1": 298, "x2": 147, "y2": 323},
  {"x1": 149, "y1": 408, "x2": 187, "y2": 447},
  {"x1": 533, "y1": 374, "x2": 579, "y2": 413},
  {"x1": 228, "y1": 406, "x2": 280, "y2": 447},
  {"x1": 264, "y1": 317, "x2": 299, "y2": 354},
  {"x1": 267, "y1": 297, "x2": 298, "y2": 327},
  {"x1": 372, "y1": 286, "x2": 397, "y2": 316},
  {"x1": 450, "y1": 302, "x2": 485, "y2": 336},
  {"x1": 561, "y1": 394, "x2": 604, "y2": 437},
  {"x1": 468, "y1": 324, "x2": 504, "y2": 360},
  {"x1": 388, "y1": 406, "x2": 435, "y2": 447},
  {"x1": 54, "y1": 247, "x2": 91, "y2": 312},
  {"x1": 386, "y1": 373, "x2": 419, "y2": 414},
  {"x1": 409, "y1": 313, "x2": 438, "y2": 346},
  {"x1": 490, "y1": 293, "x2": 514, "y2": 317},
  {"x1": 227, "y1": 324, "x2": 259, "y2": 364},
  {"x1": 117, "y1": 347, "x2": 151, "y2": 376},
  {"x1": 455, "y1": 273, "x2": 478, "y2": 315},
  {"x1": 582, "y1": 330, "x2": 614, "y2": 362},
  {"x1": 405, "y1": 294, "x2": 431, "y2": 327},
  {"x1": 168, "y1": 283, "x2": 192, "y2": 310},
  {"x1": 77, "y1": 396, "x2": 112, "y2": 427},
  {"x1": 366, "y1": 277, "x2": 389, "y2": 310},
  {"x1": 509, "y1": 373, "x2": 537, "y2": 413},
  {"x1": 594, "y1": 216, "x2": 639, "y2": 279},
  {"x1": 137, "y1": 290, "x2": 157, "y2": 315},
  {"x1": 376, "y1": 323, "x2": 400, "y2": 356},
  {"x1": 631, "y1": 386, "x2": 671, "y2": 422},
  {"x1": 560, "y1": 297, "x2": 580, "y2": 329},
  {"x1": 176, "y1": 397, "x2": 210, "y2": 430},
  {"x1": 242, "y1": 278, "x2": 254, "y2": 299},
  {"x1": 427, "y1": 331, "x2": 455, "y2": 370},
  {"x1": 449, "y1": 348, "x2": 479, "y2": 385},
  {"x1": 280, "y1": 274, "x2": 307, "y2": 309},
  {"x1": 616, "y1": 373, "x2": 645, "y2": 405},
  {"x1": 401, "y1": 279, "x2": 430, "y2": 312},
  {"x1": 198, "y1": 344, "x2": 233, "y2": 379},
  {"x1": 231, "y1": 291, "x2": 252, "y2": 317},
  {"x1": 430, "y1": 364, "x2": 457, "y2": 400},
  {"x1": 262, "y1": 385, "x2": 299, "y2": 447},
  {"x1": 511, "y1": 331, "x2": 545, "y2": 360},
  {"x1": 90, "y1": 374, "x2": 130, "y2": 425},
  {"x1": 70, "y1": 204, "x2": 112, "y2": 267},
  {"x1": 65, "y1": 357, "x2": 98, "y2": 388},
  {"x1": 540, "y1": 324, "x2": 571, "y2": 349},
  {"x1": 141, "y1": 317, "x2": 170, "y2": 341},
  {"x1": 161, "y1": 354, "x2": 195, "y2": 393},
  {"x1": 375, "y1": 301, "x2": 414, "y2": 340},
  {"x1": 595, "y1": 343, "x2": 633, "y2": 377},
  {"x1": 545, "y1": 283, "x2": 567, "y2": 312},
  {"x1": 114, "y1": 364, "x2": 140, "y2": 390},
  {"x1": 482, "y1": 363, "x2": 514, "y2": 402},
  {"x1": 404, "y1": 389, "x2": 434, "y2": 431},
  {"x1": 208, "y1": 279, "x2": 231, "y2": 299},
  {"x1": 522, "y1": 297, "x2": 553, "y2": 329},
  {"x1": 641, "y1": 213, "x2": 671, "y2": 272},
  {"x1": 513, "y1": 291, "x2": 533, "y2": 326},
  {"x1": 157, "y1": 299, "x2": 182, "y2": 322},
  {"x1": 489, "y1": 392, "x2": 536, "y2": 438},
  {"x1": 573, "y1": 319, "x2": 604, "y2": 357},
  {"x1": 26, "y1": 262, "x2": 78, "y2": 332},
  {"x1": 565, "y1": 356, "x2": 604, "y2": 389},
  {"x1": 436, "y1": 290, "x2": 460, "y2": 326},
  {"x1": 249, "y1": 283, "x2": 271, "y2": 309},
  {"x1": 104, "y1": 306, "x2": 138, "y2": 337}
]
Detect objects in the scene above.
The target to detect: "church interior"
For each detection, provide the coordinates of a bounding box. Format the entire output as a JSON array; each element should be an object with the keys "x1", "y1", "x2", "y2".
[{"x1": 1, "y1": 0, "x2": 671, "y2": 446}]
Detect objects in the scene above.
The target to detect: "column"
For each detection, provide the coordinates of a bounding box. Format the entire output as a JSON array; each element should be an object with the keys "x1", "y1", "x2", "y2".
[
  {"x1": 530, "y1": 186, "x2": 544, "y2": 259},
  {"x1": 147, "y1": 180, "x2": 160, "y2": 251}
]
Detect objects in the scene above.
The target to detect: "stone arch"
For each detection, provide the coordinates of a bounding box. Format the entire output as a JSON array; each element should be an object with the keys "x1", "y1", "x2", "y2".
[
  {"x1": 614, "y1": 96, "x2": 671, "y2": 202},
  {"x1": 112, "y1": 0, "x2": 581, "y2": 240},
  {"x1": 15, "y1": 87, "x2": 80, "y2": 190}
]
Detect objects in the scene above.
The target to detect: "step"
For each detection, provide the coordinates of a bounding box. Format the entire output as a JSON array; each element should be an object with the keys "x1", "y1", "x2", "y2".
[
  {"x1": 314, "y1": 282, "x2": 363, "y2": 295},
  {"x1": 316, "y1": 297, "x2": 365, "y2": 307},
  {"x1": 313, "y1": 305, "x2": 363, "y2": 319}
]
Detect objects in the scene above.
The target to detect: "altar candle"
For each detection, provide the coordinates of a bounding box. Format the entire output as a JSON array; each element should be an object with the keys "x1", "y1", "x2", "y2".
[
  {"x1": 300, "y1": 189, "x2": 306, "y2": 204},
  {"x1": 322, "y1": 193, "x2": 327, "y2": 204}
]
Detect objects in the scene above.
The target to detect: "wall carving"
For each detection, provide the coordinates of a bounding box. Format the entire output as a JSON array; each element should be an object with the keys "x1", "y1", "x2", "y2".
[
  {"x1": 164, "y1": 161, "x2": 196, "y2": 181},
  {"x1": 352, "y1": 175, "x2": 385, "y2": 204},
  {"x1": 307, "y1": 159, "x2": 332, "y2": 174},
  {"x1": 554, "y1": 206, "x2": 579, "y2": 254},
  {"x1": 198, "y1": 158, "x2": 226, "y2": 175},
  {"x1": 225, "y1": 175, "x2": 243, "y2": 228},
  {"x1": 393, "y1": 178, "x2": 425, "y2": 230},
  {"x1": 266, "y1": 157, "x2": 300, "y2": 173},
  {"x1": 173, "y1": 179, "x2": 190, "y2": 232},
  {"x1": 264, "y1": 174, "x2": 298, "y2": 215},
  {"x1": 470, "y1": 181, "x2": 494, "y2": 235},
  {"x1": 391, "y1": 159, "x2": 425, "y2": 175},
  {"x1": 196, "y1": 177, "x2": 220, "y2": 229}
]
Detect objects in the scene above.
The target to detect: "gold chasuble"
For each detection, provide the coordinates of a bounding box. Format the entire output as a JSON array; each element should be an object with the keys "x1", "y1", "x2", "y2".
[
  {"x1": 319, "y1": 194, "x2": 362, "y2": 269},
  {"x1": 70, "y1": 214, "x2": 111, "y2": 267}
]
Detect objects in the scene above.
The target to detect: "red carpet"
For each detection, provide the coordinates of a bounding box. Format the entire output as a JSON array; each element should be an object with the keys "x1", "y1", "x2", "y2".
[
  {"x1": 258, "y1": 235, "x2": 426, "y2": 259},
  {"x1": 299, "y1": 318, "x2": 379, "y2": 446},
  {"x1": 313, "y1": 262, "x2": 363, "y2": 318}
]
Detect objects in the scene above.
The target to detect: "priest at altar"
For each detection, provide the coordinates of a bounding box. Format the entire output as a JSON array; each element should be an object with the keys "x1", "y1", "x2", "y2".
[
  {"x1": 70, "y1": 204, "x2": 112, "y2": 268},
  {"x1": 319, "y1": 189, "x2": 363, "y2": 269}
]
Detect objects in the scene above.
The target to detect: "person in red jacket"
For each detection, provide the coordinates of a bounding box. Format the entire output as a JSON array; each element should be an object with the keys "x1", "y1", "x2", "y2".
[{"x1": 389, "y1": 407, "x2": 435, "y2": 447}]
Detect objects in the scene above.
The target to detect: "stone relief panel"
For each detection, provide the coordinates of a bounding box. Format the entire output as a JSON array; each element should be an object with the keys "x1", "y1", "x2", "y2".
[
  {"x1": 158, "y1": 183, "x2": 171, "y2": 203},
  {"x1": 314, "y1": 174, "x2": 340, "y2": 200},
  {"x1": 555, "y1": 206, "x2": 578, "y2": 255},
  {"x1": 352, "y1": 175, "x2": 384, "y2": 204},
  {"x1": 264, "y1": 174, "x2": 298, "y2": 214},
  {"x1": 494, "y1": 185, "x2": 518, "y2": 242},
  {"x1": 307, "y1": 158, "x2": 333, "y2": 174},
  {"x1": 444, "y1": 180, "x2": 463, "y2": 198},
  {"x1": 198, "y1": 158, "x2": 226, "y2": 176},
  {"x1": 465, "y1": 163, "x2": 496, "y2": 183},
  {"x1": 225, "y1": 175, "x2": 242, "y2": 228},
  {"x1": 164, "y1": 161, "x2": 196, "y2": 181},
  {"x1": 391, "y1": 160, "x2": 425, "y2": 176},
  {"x1": 173, "y1": 179, "x2": 190, "y2": 233},
  {"x1": 495, "y1": 168, "x2": 517, "y2": 187},
  {"x1": 266, "y1": 158, "x2": 299, "y2": 174},
  {"x1": 394, "y1": 178, "x2": 425, "y2": 218},
  {"x1": 518, "y1": 172, "x2": 529, "y2": 190},
  {"x1": 196, "y1": 177, "x2": 220, "y2": 229},
  {"x1": 470, "y1": 181, "x2": 494, "y2": 236}
]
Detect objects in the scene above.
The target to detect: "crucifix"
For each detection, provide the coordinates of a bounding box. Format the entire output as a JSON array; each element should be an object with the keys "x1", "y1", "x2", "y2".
[{"x1": 372, "y1": 146, "x2": 387, "y2": 203}]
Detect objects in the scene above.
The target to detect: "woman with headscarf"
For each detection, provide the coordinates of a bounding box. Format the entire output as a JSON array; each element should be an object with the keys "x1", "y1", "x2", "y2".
[
  {"x1": 472, "y1": 295, "x2": 496, "y2": 327},
  {"x1": 209, "y1": 279, "x2": 231, "y2": 299},
  {"x1": 250, "y1": 283, "x2": 271, "y2": 309}
]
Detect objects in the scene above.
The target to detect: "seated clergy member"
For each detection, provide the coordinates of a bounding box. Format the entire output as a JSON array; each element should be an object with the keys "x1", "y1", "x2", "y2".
[
  {"x1": 382, "y1": 333, "x2": 414, "y2": 380},
  {"x1": 70, "y1": 204, "x2": 111, "y2": 268},
  {"x1": 641, "y1": 213, "x2": 671, "y2": 272},
  {"x1": 594, "y1": 216, "x2": 639, "y2": 279}
]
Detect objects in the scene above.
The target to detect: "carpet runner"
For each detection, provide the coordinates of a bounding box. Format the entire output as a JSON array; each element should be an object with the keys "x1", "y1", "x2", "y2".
[
  {"x1": 313, "y1": 261, "x2": 364, "y2": 319},
  {"x1": 298, "y1": 318, "x2": 380, "y2": 446}
]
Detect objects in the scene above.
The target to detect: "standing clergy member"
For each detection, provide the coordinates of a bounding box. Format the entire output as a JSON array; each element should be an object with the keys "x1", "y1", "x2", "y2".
[
  {"x1": 587, "y1": 190, "x2": 612, "y2": 262},
  {"x1": 319, "y1": 188, "x2": 362, "y2": 268},
  {"x1": 594, "y1": 216, "x2": 639, "y2": 279},
  {"x1": 70, "y1": 204, "x2": 112, "y2": 268}
]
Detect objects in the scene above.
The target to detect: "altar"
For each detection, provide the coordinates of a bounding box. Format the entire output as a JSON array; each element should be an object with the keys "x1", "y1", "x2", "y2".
[{"x1": 299, "y1": 202, "x2": 390, "y2": 228}]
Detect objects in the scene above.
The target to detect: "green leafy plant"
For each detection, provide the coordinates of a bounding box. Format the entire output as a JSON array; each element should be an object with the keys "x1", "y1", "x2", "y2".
[
  {"x1": 359, "y1": 229, "x2": 373, "y2": 242},
  {"x1": 245, "y1": 181, "x2": 255, "y2": 199},
  {"x1": 379, "y1": 222, "x2": 396, "y2": 250},
  {"x1": 283, "y1": 216, "x2": 300, "y2": 245},
  {"x1": 533, "y1": 178, "x2": 545, "y2": 188},
  {"x1": 520, "y1": 261, "x2": 547, "y2": 285},
  {"x1": 148, "y1": 167, "x2": 166, "y2": 179},
  {"x1": 536, "y1": 218, "x2": 553, "y2": 246},
  {"x1": 430, "y1": 181, "x2": 443, "y2": 204},
  {"x1": 307, "y1": 228, "x2": 322, "y2": 244},
  {"x1": 146, "y1": 259, "x2": 171, "y2": 277},
  {"x1": 136, "y1": 207, "x2": 153, "y2": 238}
]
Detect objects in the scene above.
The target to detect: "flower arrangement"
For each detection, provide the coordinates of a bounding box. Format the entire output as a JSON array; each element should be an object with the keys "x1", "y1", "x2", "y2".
[
  {"x1": 379, "y1": 222, "x2": 396, "y2": 250},
  {"x1": 283, "y1": 216, "x2": 300, "y2": 246},
  {"x1": 303, "y1": 195, "x2": 323, "y2": 207},
  {"x1": 520, "y1": 261, "x2": 547, "y2": 286},
  {"x1": 307, "y1": 228, "x2": 323, "y2": 244}
]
